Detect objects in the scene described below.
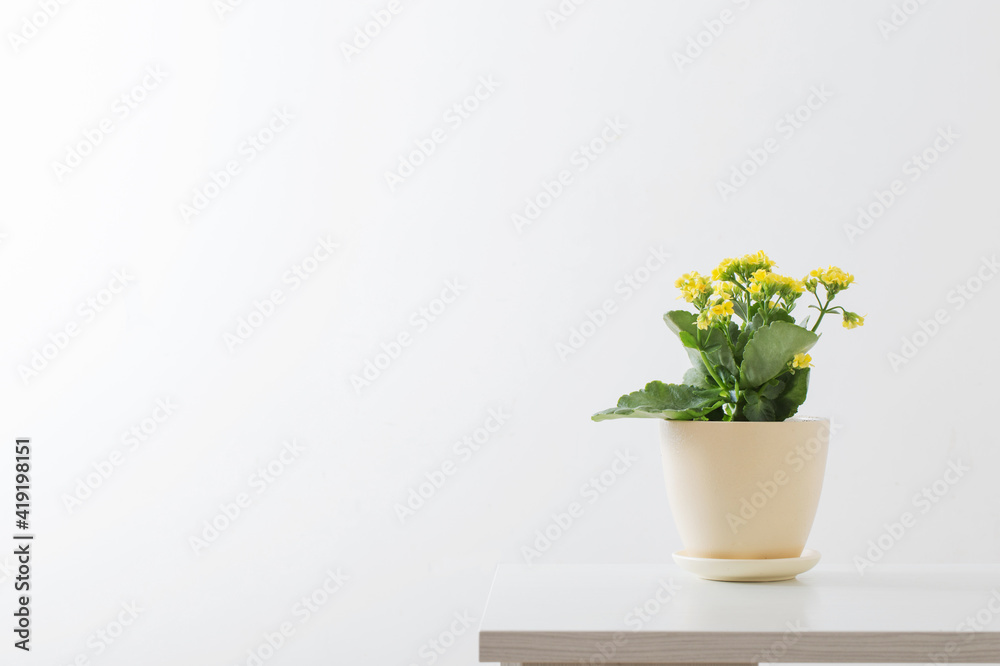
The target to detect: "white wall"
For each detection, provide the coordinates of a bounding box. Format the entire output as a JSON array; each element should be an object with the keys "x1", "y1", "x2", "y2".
[{"x1": 3, "y1": 0, "x2": 999, "y2": 664}]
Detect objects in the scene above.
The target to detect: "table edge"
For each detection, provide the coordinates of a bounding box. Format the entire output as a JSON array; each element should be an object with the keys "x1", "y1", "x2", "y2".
[{"x1": 480, "y1": 630, "x2": 1000, "y2": 663}]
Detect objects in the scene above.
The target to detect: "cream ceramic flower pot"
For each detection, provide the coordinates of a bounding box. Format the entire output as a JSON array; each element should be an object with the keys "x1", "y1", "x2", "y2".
[{"x1": 659, "y1": 417, "x2": 830, "y2": 559}]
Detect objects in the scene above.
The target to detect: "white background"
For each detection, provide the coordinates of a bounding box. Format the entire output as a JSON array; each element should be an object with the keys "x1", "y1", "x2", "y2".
[{"x1": 3, "y1": 0, "x2": 1000, "y2": 664}]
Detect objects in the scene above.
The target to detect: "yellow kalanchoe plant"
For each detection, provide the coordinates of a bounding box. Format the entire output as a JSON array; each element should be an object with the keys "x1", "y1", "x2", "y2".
[{"x1": 593, "y1": 251, "x2": 865, "y2": 423}]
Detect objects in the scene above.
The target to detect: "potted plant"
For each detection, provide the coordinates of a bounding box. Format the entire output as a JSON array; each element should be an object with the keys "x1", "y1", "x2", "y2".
[{"x1": 593, "y1": 251, "x2": 864, "y2": 577}]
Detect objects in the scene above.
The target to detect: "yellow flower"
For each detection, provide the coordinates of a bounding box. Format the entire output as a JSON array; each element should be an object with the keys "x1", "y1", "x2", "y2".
[
  {"x1": 780, "y1": 276, "x2": 805, "y2": 294},
  {"x1": 676, "y1": 271, "x2": 711, "y2": 303},
  {"x1": 748, "y1": 281, "x2": 762, "y2": 295},
  {"x1": 808, "y1": 265, "x2": 855, "y2": 291},
  {"x1": 739, "y1": 250, "x2": 777, "y2": 274},
  {"x1": 696, "y1": 300, "x2": 735, "y2": 330},
  {"x1": 712, "y1": 281, "x2": 735, "y2": 301},
  {"x1": 823, "y1": 265, "x2": 854, "y2": 289},
  {"x1": 711, "y1": 258, "x2": 737, "y2": 281},
  {"x1": 752, "y1": 269, "x2": 769, "y2": 282},
  {"x1": 792, "y1": 353, "x2": 812, "y2": 369},
  {"x1": 710, "y1": 300, "x2": 735, "y2": 318},
  {"x1": 757, "y1": 273, "x2": 804, "y2": 301},
  {"x1": 842, "y1": 311, "x2": 865, "y2": 329}
]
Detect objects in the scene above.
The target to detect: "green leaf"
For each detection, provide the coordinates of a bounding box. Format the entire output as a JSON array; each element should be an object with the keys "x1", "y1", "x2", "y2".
[
  {"x1": 728, "y1": 320, "x2": 741, "y2": 343},
  {"x1": 663, "y1": 310, "x2": 697, "y2": 339},
  {"x1": 732, "y1": 298, "x2": 749, "y2": 322},
  {"x1": 700, "y1": 327, "x2": 738, "y2": 377},
  {"x1": 739, "y1": 321, "x2": 819, "y2": 389},
  {"x1": 734, "y1": 321, "x2": 758, "y2": 364},
  {"x1": 683, "y1": 365, "x2": 713, "y2": 388},
  {"x1": 664, "y1": 309, "x2": 736, "y2": 384},
  {"x1": 592, "y1": 381, "x2": 723, "y2": 421},
  {"x1": 678, "y1": 330, "x2": 698, "y2": 349},
  {"x1": 768, "y1": 310, "x2": 796, "y2": 325},
  {"x1": 758, "y1": 378, "x2": 786, "y2": 400},
  {"x1": 703, "y1": 406, "x2": 726, "y2": 421},
  {"x1": 747, "y1": 306, "x2": 795, "y2": 327},
  {"x1": 743, "y1": 390, "x2": 776, "y2": 422},
  {"x1": 774, "y1": 368, "x2": 810, "y2": 421}
]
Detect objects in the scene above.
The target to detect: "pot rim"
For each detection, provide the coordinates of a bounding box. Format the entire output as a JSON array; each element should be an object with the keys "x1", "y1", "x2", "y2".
[{"x1": 659, "y1": 415, "x2": 829, "y2": 426}]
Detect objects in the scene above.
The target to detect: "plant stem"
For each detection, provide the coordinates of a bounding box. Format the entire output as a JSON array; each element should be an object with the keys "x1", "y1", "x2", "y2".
[
  {"x1": 810, "y1": 291, "x2": 833, "y2": 333},
  {"x1": 722, "y1": 321, "x2": 736, "y2": 353},
  {"x1": 699, "y1": 350, "x2": 728, "y2": 390},
  {"x1": 730, "y1": 278, "x2": 753, "y2": 325},
  {"x1": 726, "y1": 377, "x2": 741, "y2": 421},
  {"x1": 810, "y1": 296, "x2": 832, "y2": 333}
]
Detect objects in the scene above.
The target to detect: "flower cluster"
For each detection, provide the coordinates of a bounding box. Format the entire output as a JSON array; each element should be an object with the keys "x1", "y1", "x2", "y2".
[
  {"x1": 803, "y1": 265, "x2": 864, "y2": 328},
  {"x1": 842, "y1": 311, "x2": 865, "y2": 329},
  {"x1": 696, "y1": 299, "x2": 735, "y2": 330},
  {"x1": 750, "y1": 270, "x2": 805, "y2": 308},
  {"x1": 678, "y1": 251, "x2": 810, "y2": 330},
  {"x1": 674, "y1": 252, "x2": 867, "y2": 364},
  {"x1": 710, "y1": 250, "x2": 777, "y2": 282},
  {"x1": 805, "y1": 265, "x2": 854, "y2": 294},
  {"x1": 674, "y1": 272, "x2": 712, "y2": 306},
  {"x1": 594, "y1": 251, "x2": 868, "y2": 424}
]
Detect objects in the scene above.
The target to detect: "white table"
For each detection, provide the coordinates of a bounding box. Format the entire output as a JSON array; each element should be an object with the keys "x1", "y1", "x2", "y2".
[{"x1": 479, "y1": 564, "x2": 1000, "y2": 665}]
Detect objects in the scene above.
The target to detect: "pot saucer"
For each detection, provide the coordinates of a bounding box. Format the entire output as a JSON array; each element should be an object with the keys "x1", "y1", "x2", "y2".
[{"x1": 672, "y1": 548, "x2": 821, "y2": 582}]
